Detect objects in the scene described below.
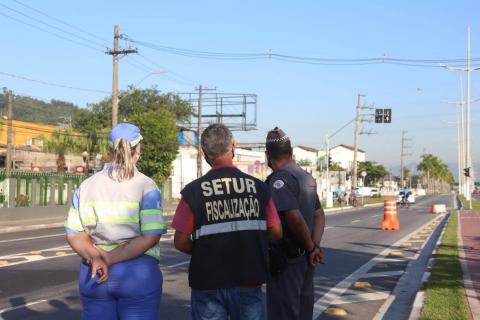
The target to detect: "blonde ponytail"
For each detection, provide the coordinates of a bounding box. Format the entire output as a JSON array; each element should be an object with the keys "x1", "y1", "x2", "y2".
[{"x1": 108, "y1": 138, "x2": 136, "y2": 182}]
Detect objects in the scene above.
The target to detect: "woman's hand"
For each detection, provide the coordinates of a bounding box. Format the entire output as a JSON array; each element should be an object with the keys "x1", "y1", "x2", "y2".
[
  {"x1": 90, "y1": 254, "x2": 109, "y2": 284},
  {"x1": 95, "y1": 246, "x2": 113, "y2": 267}
]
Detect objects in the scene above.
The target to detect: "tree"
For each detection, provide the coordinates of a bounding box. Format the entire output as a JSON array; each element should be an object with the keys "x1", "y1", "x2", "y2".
[
  {"x1": 129, "y1": 110, "x2": 179, "y2": 184},
  {"x1": 357, "y1": 161, "x2": 389, "y2": 186},
  {"x1": 417, "y1": 154, "x2": 453, "y2": 193},
  {"x1": 72, "y1": 87, "x2": 190, "y2": 184},
  {"x1": 297, "y1": 159, "x2": 312, "y2": 167},
  {"x1": 45, "y1": 130, "x2": 85, "y2": 172},
  {"x1": 329, "y1": 162, "x2": 344, "y2": 171}
]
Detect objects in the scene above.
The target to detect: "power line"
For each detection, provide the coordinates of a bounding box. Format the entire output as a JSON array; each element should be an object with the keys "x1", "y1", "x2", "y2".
[
  {"x1": 0, "y1": 71, "x2": 110, "y2": 94},
  {"x1": 128, "y1": 37, "x2": 480, "y2": 68},
  {"x1": 12, "y1": 0, "x2": 110, "y2": 46},
  {"x1": 0, "y1": 11, "x2": 103, "y2": 52},
  {"x1": 0, "y1": 3, "x2": 106, "y2": 50}
]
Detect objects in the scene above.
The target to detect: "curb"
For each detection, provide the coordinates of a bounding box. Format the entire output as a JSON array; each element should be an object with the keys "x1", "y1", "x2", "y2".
[
  {"x1": 0, "y1": 211, "x2": 177, "y2": 234},
  {"x1": 408, "y1": 212, "x2": 451, "y2": 320}
]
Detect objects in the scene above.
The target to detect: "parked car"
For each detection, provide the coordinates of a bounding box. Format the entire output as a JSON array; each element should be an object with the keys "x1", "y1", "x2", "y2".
[
  {"x1": 370, "y1": 188, "x2": 380, "y2": 197},
  {"x1": 472, "y1": 188, "x2": 480, "y2": 195}
]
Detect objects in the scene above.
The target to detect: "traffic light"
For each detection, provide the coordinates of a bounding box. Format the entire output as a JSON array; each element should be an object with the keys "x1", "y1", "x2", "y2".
[
  {"x1": 464, "y1": 167, "x2": 471, "y2": 177},
  {"x1": 327, "y1": 156, "x2": 332, "y2": 167},
  {"x1": 383, "y1": 108, "x2": 392, "y2": 123},
  {"x1": 375, "y1": 109, "x2": 383, "y2": 123}
]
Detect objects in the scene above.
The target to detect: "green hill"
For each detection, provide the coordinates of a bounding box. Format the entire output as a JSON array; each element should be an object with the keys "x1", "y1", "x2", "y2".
[{"x1": 0, "y1": 93, "x2": 79, "y2": 126}]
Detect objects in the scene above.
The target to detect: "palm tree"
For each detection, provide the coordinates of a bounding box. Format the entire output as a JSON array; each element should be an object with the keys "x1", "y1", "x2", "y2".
[{"x1": 45, "y1": 130, "x2": 82, "y2": 173}]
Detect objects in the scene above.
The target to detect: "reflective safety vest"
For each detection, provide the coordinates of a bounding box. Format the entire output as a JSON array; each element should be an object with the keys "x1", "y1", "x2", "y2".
[
  {"x1": 181, "y1": 166, "x2": 270, "y2": 289},
  {"x1": 65, "y1": 166, "x2": 167, "y2": 261}
]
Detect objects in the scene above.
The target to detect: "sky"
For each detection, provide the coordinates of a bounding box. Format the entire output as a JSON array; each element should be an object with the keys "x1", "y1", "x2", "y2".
[{"x1": 1, "y1": 0, "x2": 480, "y2": 177}]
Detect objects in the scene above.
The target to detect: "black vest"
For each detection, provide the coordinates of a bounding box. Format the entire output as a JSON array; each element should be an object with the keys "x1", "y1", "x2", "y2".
[{"x1": 181, "y1": 167, "x2": 270, "y2": 289}]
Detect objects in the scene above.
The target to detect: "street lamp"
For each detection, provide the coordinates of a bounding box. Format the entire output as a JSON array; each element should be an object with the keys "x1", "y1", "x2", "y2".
[
  {"x1": 135, "y1": 70, "x2": 168, "y2": 86},
  {"x1": 440, "y1": 27, "x2": 480, "y2": 209},
  {"x1": 324, "y1": 118, "x2": 356, "y2": 208}
]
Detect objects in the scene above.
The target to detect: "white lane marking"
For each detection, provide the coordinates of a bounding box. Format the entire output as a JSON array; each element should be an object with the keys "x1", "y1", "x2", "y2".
[
  {"x1": 0, "y1": 245, "x2": 71, "y2": 260},
  {"x1": 164, "y1": 260, "x2": 190, "y2": 269},
  {"x1": 324, "y1": 227, "x2": 333, "y2": 230},
  {"x1": 332, "y1": 291, "x2": 390, "y2": 305},
  {"x1": 351, "y1": 219, "x2": 361, "y2": 224},
  {"x1": 0, "y1": 233, "x2": 65, "y2": 244},
  {"x1": 312, "y1": 214, "x2": 445, "y2": 319},
  {"x1": 0, "y1": 299, "x2": 47, "y2": 315},
  {"x1": 372, "y1": 214, "x2": 381, "y2": 217},
  {"x1": 361, "y1": 270, "x2": 404, "y2": 278}
]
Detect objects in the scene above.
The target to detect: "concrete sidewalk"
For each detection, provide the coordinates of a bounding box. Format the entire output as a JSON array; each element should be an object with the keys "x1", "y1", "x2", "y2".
[{"x1": 459, "y1": 210, "x2": 480, "y2": 320}]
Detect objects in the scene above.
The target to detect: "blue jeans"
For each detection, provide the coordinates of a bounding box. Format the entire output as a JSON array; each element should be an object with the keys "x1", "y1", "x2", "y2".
[
  {"x1": 191, "y1": 287, "x2": 265, "y2": 320},
  {"x1": 79, "y1": 255, "x2": 162, "y2": 320}
]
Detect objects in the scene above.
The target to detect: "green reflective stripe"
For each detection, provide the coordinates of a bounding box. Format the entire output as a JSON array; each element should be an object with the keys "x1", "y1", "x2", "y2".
[
  {"x1": 140, "y1": 209, "x2": 163, "y2": 216},
  {"x1": 64, "y1": 220, "x2": 83, "y2": 231},
  {"x1": 81, "y1": 201, "x2": 139, "y2": 209},
  {"x1": 141, "y1": 223, "x2": 167, "y2": 231},
  {"x1": 97, "y1": 243, "x2": 120, "y2": 250},
  {"x1": 81, "y1": 216, "x2": 139, "y2": 224},
  {"x1": 144, "y1": 251, "x2": 160, "y2": 260},
  {"x1": 69, "y1": 207, "x2": 79, "y2": 214},
  {"x1": 145, "y1": 245, "x2": 160, "y2": 261}
]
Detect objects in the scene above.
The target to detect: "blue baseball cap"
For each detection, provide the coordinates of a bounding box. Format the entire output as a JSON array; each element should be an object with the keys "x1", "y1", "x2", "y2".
[{"x1": 109, "y1": 123, "x2": 143, "y2": 147}]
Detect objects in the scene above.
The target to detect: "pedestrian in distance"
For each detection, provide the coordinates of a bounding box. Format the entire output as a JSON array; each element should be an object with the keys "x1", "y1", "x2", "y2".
[
  {"x1": 265, "y1": 127, "x2": 326, "y2": 320},
  {"x1": 172, "y1": 124, "x2": 283, "y2": 320},
  {"x1": 65, "y1": 123, "x2": 167, "y2": 320}
]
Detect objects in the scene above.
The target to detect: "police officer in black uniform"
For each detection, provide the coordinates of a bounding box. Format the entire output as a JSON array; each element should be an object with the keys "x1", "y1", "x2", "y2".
[
  {"x1": 265, "y1": 127, "x2": 326, "y2": 320},
  {"x1": 172, "y1": 124, "x2": 282, "y2": 320}
]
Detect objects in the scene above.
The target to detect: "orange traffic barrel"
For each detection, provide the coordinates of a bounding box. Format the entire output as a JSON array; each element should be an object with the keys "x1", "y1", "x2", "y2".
[{"x1": 381, "y1": 197, "x2": 400, "y2": 230}]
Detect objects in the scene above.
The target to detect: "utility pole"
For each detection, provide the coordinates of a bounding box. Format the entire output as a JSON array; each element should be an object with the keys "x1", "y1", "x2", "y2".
[
  {"x1": 352, "y1": 94, "x2": 362, "y2": 189},
  {"x1": 466, "y1": 26, "x2": 473, "y2": 208},
  {"x1": 351, "y1": 94, "x2": 372, "y2": 189},
  {"x1": 6, "y1": 91, "x2": 13, "y2": 173},
  {"x1": 400, "y1": 131, "x2": 413, "y2": 187},
  {"x1": 106, "y1": 25, "x2": 137, "y2": 127},
  {"x1": 459, "y1": 78, "x2": 466, "y2": 197},
  {"x1": 196, "y1": 85, "x2": 203, "y2": 178}
]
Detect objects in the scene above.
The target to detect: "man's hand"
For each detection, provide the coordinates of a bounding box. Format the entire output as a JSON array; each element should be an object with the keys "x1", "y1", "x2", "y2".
[{"x1": 308, "y1": 246, "x2": 324, "y2": 267}]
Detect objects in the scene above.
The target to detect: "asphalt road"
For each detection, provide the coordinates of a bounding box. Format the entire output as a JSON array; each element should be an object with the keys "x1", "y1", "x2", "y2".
[{"x1": 0, "y1": 194, "x2": 454, "y2": 320}]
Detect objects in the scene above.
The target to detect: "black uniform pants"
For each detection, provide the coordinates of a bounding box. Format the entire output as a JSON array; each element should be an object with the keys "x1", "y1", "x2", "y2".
[{"x1": 266, "y1": 257, "x2": 314, "y2": 320}]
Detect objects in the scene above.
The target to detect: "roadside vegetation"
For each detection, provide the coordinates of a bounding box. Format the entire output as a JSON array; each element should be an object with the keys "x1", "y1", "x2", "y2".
[
  {"x1": 421, "y1": 211, "x2": 469, "y2": 320},
  {"x1": 459, "y1": 195, "x2": 480, "y2": 211}
]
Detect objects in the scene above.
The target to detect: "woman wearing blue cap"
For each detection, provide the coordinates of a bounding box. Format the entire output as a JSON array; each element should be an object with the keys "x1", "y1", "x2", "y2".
[{"x1": 65, "y1": 123, "x2": 167, "y2": 319}]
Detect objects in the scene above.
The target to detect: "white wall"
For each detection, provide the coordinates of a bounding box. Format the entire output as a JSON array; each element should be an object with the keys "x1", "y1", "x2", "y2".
[
  {"x1": 330, "y1": 147, "x2": 365, "y2": 171},
  {"x1": 293, "y1": 147, "x2": 318, "y2": 166},
  {"x1": 170, "y1": 146, "x2": 269, "y2": 199}
]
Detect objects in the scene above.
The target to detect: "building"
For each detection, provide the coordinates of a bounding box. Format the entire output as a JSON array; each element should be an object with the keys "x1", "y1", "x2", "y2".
[
  {"x1": 329, "y1": 144, "x2": 366, "y2": 172},
  {"x1": 0, "y1": 120, "x2": 83, "y2": 170},
  {"x1": 293, "y1": 145, "x2": 319, "y2": 169},
  {"x1": 170, "y1": 145, "x2": 268, "y2": 199},
  {"x1": 0, "y1": 120, "x2": 58, "y2": 149}
]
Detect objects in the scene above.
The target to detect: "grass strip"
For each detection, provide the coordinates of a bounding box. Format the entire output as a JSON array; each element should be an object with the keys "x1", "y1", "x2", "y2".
[
  {"x1": 420, "y1": 211, "x2": 469, "y2": 320},
  {"x1": 459, "y1": 195, "x2": 480, "y2": 211}
]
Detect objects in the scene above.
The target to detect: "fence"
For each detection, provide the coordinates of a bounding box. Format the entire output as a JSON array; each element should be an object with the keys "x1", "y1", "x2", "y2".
[
  {"x1": 0, "y1": 170, "x2": 85, "y2": 208},
  {"x1": 0, "y1": 170, "x2": 173, "y2": 209}
]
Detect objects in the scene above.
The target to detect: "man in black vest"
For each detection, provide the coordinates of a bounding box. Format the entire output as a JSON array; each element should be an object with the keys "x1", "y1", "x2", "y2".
[
  {"x1": 265, "y1": 127, "x2": 325, "y2": 320},
  {"x1": 172, "y1": 124, "x2": 282, "y2": 320}
]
